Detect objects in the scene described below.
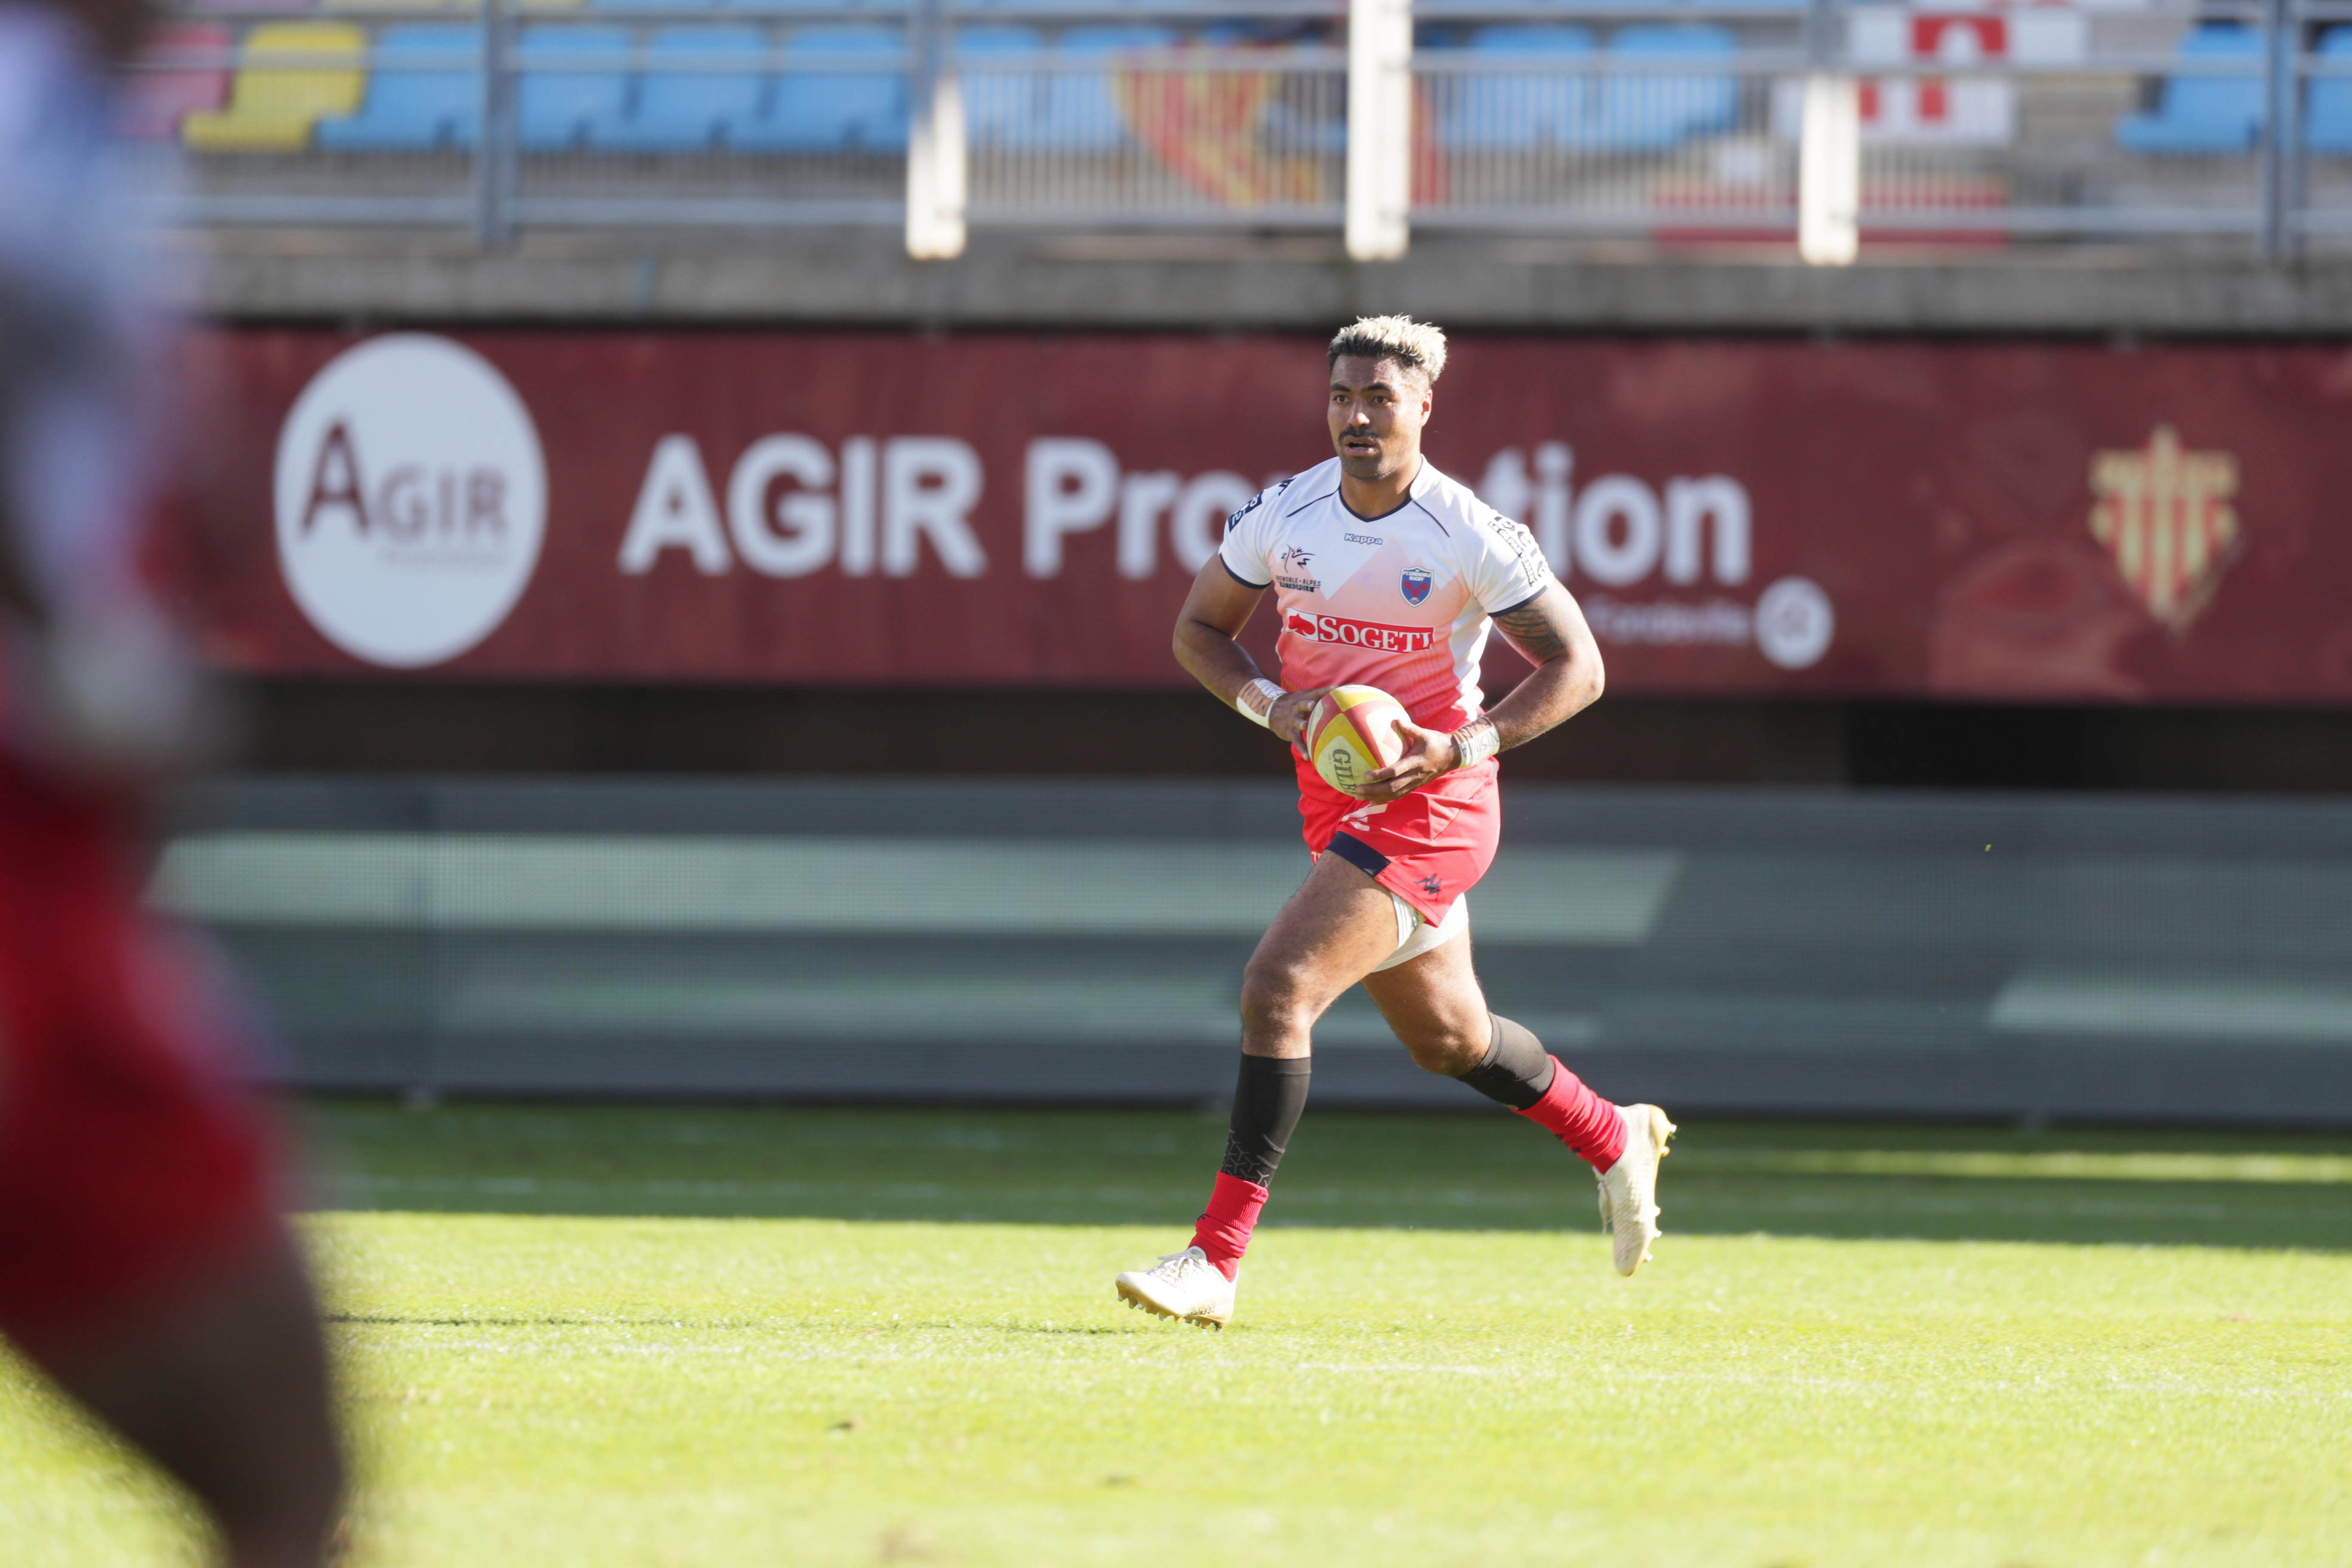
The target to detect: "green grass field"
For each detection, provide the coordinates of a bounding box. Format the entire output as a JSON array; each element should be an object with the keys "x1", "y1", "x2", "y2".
[{"x1": 7, "y1": 1102, "x2": 2352, "y2": 1567}]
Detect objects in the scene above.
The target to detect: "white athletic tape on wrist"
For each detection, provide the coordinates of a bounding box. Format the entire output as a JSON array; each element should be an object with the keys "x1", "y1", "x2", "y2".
[
  {"x1": 1451, "y1": 718, "x2": 1500, "y2": 769},
  {"x1": 1237, "y1": 678, "x2": 1284, "y2": 728}
]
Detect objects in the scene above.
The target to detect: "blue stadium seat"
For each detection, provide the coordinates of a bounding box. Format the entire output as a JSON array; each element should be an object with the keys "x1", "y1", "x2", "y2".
[
  {"x1": 735, "y1": 24, "x2": 905, "y2": 152},
  {"x1": 591, "y1": 26, "x2": 765, "y2": 150},
  {"x1": 1440, "y1": 26, "x2": 1593, "y2": 151},
  {"x1": 1041, "y1": 25, "x2": 1174, "y2": 152},
  {"x1": 957, "y1": 24, "x2": 1046, "y2": 145},
  {"x1": 316, "y1": 24, "x2": 480, "y2": 150},
  {"x1": 2306, "y1": 25, "x2": 2352, "y2": 151},
  {"x1": 2116, "y1": 24, "x2": 2264, "y2": 154},
  {"x1": 1593, "y1": 23, "x2": 1736, "y2": 150},
  {"x1": 519, "y1": 25, "x2": 633, "y2": 149}
]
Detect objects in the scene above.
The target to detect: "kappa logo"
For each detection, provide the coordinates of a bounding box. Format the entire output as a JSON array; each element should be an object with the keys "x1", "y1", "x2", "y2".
[
  {"x1": 1417, "y1": 873, "x2": 1443, "y2": 898},
  {"x1": 2089, "y1": 424, "x2": 2242, "y2": 632},
  {"x1": 1400, "y1": 567, "x2": 1433, "y2": 606}
]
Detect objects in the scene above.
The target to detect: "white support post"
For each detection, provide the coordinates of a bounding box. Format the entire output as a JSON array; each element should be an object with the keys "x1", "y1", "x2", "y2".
[
  {"x1": 906, "y1": 0, "x2": 967, "y2": 260},
  {"x1": 1798, "y1": 72, "x2": 1859, "y2": 267},
  {"x1": 1345, "y1": 0, "x2": 1412, "y2": 262}
]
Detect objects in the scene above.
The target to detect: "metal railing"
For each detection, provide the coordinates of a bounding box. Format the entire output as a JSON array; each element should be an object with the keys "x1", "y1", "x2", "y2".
[{"x1": 124, "y1": 0, "x2": 2352, "y2": 260}]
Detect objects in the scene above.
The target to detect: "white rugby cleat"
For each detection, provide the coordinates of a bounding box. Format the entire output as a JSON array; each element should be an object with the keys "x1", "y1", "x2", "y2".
[
  {"x1": 1596, "y1": 1103, "x2": 1677, "y2": 1277},
  {"x1": 1115, "y1": 1246, "x2": 1236, "y2": 1329}
]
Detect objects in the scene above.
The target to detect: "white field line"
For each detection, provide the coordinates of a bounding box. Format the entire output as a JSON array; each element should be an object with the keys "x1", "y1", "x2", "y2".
[
  {"x1": 306, "y1": 1179, "x2": 2247, "y2": 1222},
  {"x1": 315, "y1": 1144, "x2": 2352, "y2": 1203},
  {"x1": 1683, "y1": 1149, "x2": 2352, "y2": 1185},
  {"x1": 317, "y1": 1332, "x2": 2352, "y2": 1402},
  {"x1": 316, "y1": 1174, "x2": 1176, "y2": 1204},
  {"x1": 1286, "y1": 1365, "x2": 2352, "y2": 1401}
]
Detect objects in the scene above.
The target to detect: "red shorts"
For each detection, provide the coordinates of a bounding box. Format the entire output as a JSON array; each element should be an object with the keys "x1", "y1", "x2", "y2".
[
  {"x1": 1295, "y1": 754, "x2": 1503, "y2": 926},
  {"x1": 0, "y1": 764, "x2": 279, "y2": 1362}
]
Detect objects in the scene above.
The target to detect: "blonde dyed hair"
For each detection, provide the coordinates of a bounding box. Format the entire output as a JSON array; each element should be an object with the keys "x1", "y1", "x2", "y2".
[{"x1": 1327, "y1": 315, "x2": 1448, "y2": 384}]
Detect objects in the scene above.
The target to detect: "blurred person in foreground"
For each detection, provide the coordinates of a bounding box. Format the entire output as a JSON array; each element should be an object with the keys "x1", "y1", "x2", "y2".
[{"x1": 0, "y1": 0, "x2": 344, "y2": 1561}]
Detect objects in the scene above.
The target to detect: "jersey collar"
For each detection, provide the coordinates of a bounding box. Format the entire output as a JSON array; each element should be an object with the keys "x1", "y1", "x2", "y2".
[{"x1": 1336, "y1": 456, "x2": 1434, "y2": 524}]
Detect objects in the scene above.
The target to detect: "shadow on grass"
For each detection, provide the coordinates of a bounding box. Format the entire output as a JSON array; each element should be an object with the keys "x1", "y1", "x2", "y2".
[{"x1": 297, "y1": 1099, "x2": 2352, "y2": 1253}]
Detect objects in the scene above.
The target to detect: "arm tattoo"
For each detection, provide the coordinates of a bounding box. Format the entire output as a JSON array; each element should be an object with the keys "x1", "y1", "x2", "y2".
[{"x1": 1491, "y1": 600, "x2": 1570, "y2": 663}]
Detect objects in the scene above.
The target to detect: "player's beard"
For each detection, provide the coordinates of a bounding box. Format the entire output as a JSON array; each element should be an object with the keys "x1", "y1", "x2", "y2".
[{"x1": 1337, "y1": 439, "x2": 1407, "y2": 483}]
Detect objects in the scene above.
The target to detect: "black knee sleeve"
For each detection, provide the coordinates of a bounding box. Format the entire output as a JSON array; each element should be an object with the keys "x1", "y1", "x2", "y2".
[
  {"x1": 1453, "y1": 1014, "x2": 1559, "y2": 1112},
  {"x1": 1218, "y1": 1054, "x2": 1312, "y2": 1187}
]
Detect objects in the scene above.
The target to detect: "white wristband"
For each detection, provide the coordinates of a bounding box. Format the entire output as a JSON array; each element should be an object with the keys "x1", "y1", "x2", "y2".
[
  {"x1": 1450, "y1": 717, "x2": 1500, "y2": 769},
  {"x1": 1236, "y1": 678, "x2": 1284, "y2": 728}
]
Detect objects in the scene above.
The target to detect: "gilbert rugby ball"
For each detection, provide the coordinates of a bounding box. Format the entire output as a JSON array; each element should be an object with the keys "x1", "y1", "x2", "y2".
[{"x1": 1307, "y1": 685, "x2": 1412, "y2": 797}]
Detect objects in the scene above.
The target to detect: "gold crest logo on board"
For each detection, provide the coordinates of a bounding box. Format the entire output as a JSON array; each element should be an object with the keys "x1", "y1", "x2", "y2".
[{"x1": 2087, "y1": 425, "x2": 2242, "y2": 633}]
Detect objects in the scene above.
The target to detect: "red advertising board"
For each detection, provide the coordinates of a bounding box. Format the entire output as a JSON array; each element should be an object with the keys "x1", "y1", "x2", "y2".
[{"x1": 187, "y1": 326, "x2": 2352, "y2": 702}]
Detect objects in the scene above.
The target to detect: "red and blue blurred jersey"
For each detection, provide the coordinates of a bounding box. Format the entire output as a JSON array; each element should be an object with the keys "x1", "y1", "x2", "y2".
[{"x1": 0, "y1": 5, "x2": 182, "y2": 753}]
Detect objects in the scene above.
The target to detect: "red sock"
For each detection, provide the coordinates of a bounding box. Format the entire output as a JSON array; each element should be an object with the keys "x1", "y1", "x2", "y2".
[
  {"x1": 1189, "y1": 1171, "x2": 1268, "y2": 1280},
  {"x1": 1516, "y1": 1057, "x2": 1627, "y2": 1172}
]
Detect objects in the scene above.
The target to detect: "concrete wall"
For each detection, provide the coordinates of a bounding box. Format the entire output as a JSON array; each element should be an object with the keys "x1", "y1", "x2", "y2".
[{"x1": 163, "y1": 775, "x2": 2352, "y2": 1124}]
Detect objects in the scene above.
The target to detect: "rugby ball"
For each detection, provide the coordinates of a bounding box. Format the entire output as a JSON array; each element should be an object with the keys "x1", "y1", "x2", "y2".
[{"x1": 1307, "y1": 685, "x2": 1413, "y2": 797}]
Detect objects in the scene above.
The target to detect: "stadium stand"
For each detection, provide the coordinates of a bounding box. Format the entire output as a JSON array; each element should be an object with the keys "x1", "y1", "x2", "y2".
[
  {"x1": 732, "y1": 24, "x2": 906, "y2": 153},
  {"x1": 968, "y1": 0, "x2": 1119, "y2": 12},
  {"x1": 315, "y1": 24, "x2": 480, "y2": 151},
  {"x1": 1592, "y1": 23, "x2": 1736, "y2": 150},
  {"x1": 118, "y1": 21, "x2": 229, "y2": 141},
  {"x1": 181, "y1": 21, "x2": 364, "y2": 150},
  {"x1": 1046, "y1": 25, "x2": 1176, "y2": 150},
  {"x1": 589, "y1": 25, "x2": 767, "y2": 151},
  {"x1": 959, "y1": 24, "x2": 1047, "y2": 146},
  {"x1": 2114, "y1": 22, "x2": 2264, "y2": 154},
  {"x1": 2307, "y1": 24, "x2": 2352, "y2": 152},
  {"x1": 1442, "y1": 25, "x2": 1594, "y2": 150},
  {"x1": 1436, "y1": 23, "x2": 1732, "y2": 152},
  {"x1": 517, "y1": 24, "x2": 631, "y2": 150},
  {"x1": 150, "y1": 0, "x2": 2352, "y2": 291}
]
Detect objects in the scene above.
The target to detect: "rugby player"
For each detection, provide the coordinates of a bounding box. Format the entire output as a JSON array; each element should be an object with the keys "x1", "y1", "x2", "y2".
[
  {"x1": 0, "y1": 1, "x2": 345, "y2": 1560},
  {"x1": 1115, "y1": 316, "x2": 1674, "y2": 1328}
]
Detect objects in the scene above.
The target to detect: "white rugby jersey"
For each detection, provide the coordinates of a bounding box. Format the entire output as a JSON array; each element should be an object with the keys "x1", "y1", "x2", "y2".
[{"x1": 1219, "y1": 456, "x2": 1556, "y2": 733}]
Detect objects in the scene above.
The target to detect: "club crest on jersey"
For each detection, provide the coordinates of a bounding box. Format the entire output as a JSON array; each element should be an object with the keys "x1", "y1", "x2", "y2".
[{"x1": 1400, "y1": 567, "x2": 1433, "y2": 606}]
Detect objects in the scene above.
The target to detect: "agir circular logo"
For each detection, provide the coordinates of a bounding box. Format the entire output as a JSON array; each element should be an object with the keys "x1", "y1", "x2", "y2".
[{"x1": 273, "y1": 334, "x2": 546, "y2": 668}]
